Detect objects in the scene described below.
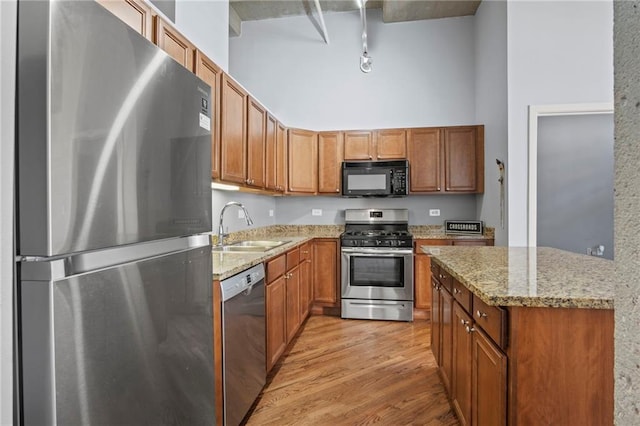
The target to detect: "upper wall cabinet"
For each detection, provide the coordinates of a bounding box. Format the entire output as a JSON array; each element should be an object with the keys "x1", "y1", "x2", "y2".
[
  {"x1": 220, "y1": 74, "x2": 248, "y2": 185},
  {"x1": 343, "y1": 129, "x2": 406, "y2": 161},
  {"x1": 275, "y1": 122, "x2": 288, "y2": 193},
  {"x1": 194, "y1": 50, "x2": 222, "y2": 180},
  {"x1": 318, "y1": 131, "x2": 344, "y2": 194},
  {"x1": 408, "y1": 126, "x2": 484, "y2": 194},
  {"x1": 154, "y1": 16, "x2": 195, "y2": 71},
  {"x1": 96, "y1": 0, "x2": 153, "y2": 41},
  {"x1": 288, "y1": 129, "x2": 318, "y2": 194},
  {"x1": 246, "y1": 97, "x2": 267, "y2": 189},
  {"x1": 265, "y1": 114, "x2": 279, "y2": 192}
]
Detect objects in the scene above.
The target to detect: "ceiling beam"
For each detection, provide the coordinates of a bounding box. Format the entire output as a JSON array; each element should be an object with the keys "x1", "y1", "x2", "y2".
[{"x1": 229, "y1": 5, "x2": 242, "y2": 37}]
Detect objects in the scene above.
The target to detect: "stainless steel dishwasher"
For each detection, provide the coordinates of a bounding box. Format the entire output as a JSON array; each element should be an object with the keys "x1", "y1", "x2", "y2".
[{"x1": 220, "y1": 263, "x2": 266, "y2": 426}]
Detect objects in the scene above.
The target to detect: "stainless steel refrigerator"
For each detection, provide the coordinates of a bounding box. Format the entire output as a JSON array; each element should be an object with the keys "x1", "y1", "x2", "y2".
[{"x1": 15, "y1": 1, "x2": 215, "y2": 424}]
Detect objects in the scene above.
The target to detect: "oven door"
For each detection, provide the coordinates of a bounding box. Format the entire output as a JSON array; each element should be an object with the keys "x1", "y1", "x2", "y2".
[{"x1": 341, "y1": 247, "x2": 414, "y2": 301}]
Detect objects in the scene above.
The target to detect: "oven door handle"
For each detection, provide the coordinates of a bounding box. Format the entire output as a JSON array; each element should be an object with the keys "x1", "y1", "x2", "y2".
[{"x1": 341, "y1": 248, "x2": 413, "y2": 256}]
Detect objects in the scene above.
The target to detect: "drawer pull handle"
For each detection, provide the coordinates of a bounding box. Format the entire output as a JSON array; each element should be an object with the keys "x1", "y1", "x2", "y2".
[
  {"x1": 453, "y1": 288, "x2": 461, "y2": 294},
  {"x1": 476, "y1": 310, "x2": 487, "y2": 318}
]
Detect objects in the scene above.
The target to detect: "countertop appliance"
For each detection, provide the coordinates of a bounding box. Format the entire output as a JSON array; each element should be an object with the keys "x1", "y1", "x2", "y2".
[
  {"x1": 342, "y1": 160, "x2": 409, "y2": 197},
  {"x1": 15, "y1": 1, "x2": 214, "y2": 424},
  {"x1": 220, "y1": 263, "x2": 266, "y2": 426},
  {"x1": 340, "y1": 209, "x2": 414, "y2": 321}
]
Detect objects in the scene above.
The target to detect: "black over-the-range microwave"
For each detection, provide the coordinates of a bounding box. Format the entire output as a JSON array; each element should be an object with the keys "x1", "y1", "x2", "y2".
[{"x1": 341, "y1": 160, "x2": 409, "y2": 197}]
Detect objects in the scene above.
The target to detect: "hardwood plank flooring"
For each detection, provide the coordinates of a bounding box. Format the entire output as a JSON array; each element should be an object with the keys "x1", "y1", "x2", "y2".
[{"x1": 245, "y1": 316, "x2": 459, "y2": 425}]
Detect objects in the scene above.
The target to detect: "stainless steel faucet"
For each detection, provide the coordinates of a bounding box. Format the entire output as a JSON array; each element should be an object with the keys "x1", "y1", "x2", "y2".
[{"x1": 217, "y1": 201, "x2": 254, "y2": 246}]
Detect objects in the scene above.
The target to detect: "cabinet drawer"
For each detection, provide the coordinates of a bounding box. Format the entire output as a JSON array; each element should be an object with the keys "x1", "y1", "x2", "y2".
[
  {"x1": 452, "y1": 278, "x2": 472, "y2": 313},
  {"x1": 299, "y1": 243, "x2": 311, "y2": 262},
  {"x1": 437, "y1": 267, "x2": 453, "y2": 293},
  {"x1": 473, "y1": 295, "x2": 508, "y2": 350},
  {"x1": 267, "y1": 255, "x2": 286, "y2": 284},
  {"x1": 286, "y1": 248, "x2": 300, "y2": 270}
]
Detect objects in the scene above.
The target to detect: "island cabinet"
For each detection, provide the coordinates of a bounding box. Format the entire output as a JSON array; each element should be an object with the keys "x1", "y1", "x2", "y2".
[
  {"x1": 194, "y1": 50, "x2": 222, "y2": 180},
  {"x1": 415, "y1": 238, "x2": 493, "y2": 320},
  {"x1": 408, "y1": 126, "x2": 484, "y2": 194},
  {"x1": 96, "y1": 0, "x2": 153, "y2": 40},
  {"x1": 220, "y1": 74, "x2": 248, "y2": 185},
  {"x1": 318, "y1": 131, "x2": 344, "y2": 194},
  {"x1": 288, "y1": 129, "x2": 318, "y2": 194},
  {"x1": 432, "y1": 264, "x2": 454, "y2": 394},
  {"x1": 311, "y1": 239, "x2": 340, "y2": 315}
]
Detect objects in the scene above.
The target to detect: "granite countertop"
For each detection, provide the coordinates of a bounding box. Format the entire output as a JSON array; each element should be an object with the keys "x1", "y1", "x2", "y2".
[{"x1": 422, "y1": 246, "x2": 614, "y2": 310}]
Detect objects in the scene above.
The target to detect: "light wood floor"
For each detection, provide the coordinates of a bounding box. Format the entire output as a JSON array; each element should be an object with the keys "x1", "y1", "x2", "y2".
[{"x1": 245, "y1": 316, "x2": 459, "y2": 425}]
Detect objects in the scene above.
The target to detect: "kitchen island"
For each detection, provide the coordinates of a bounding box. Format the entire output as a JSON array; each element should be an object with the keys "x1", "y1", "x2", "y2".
[{"x1": 422, "y1": 246, "x2": 614, "y2": 426}]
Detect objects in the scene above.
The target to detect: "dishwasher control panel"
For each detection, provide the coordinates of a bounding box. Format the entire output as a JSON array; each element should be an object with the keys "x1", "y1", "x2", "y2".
[{"x1": 220, "y1": 263, "x2": 266, "y2": 301}]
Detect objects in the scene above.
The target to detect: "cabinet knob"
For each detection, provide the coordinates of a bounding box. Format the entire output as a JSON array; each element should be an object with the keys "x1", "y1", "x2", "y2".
[
  {"x1": 453, "y1": 288, "x2": 461, "y2": 294},
  {"x1": 465, "y1": 325, "x2": 476, "y2": 334},
  {"x1": 476, "y1": 310, "x2": 487, "y2": 319},
  {"x1": 460, "y1": 318, "x2": 467, "y2": 325},
  {"x1": 369, "y1": 155, "x2": 372, "y2": 160},
  {"x1": 336, "y1": 188, "x2": 340, "y2": 193}
]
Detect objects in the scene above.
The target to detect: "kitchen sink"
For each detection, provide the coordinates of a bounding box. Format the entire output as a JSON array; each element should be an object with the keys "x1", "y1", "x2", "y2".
[{"x1": 212, "y1": 240, "x2": 290, "y2": 253}]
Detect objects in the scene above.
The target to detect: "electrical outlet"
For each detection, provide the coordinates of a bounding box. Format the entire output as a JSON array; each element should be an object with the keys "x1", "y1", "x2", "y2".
[
  {"x1": 429, "y1": 209, "x2": 441, "y2": 217},
  {"x1": 237, "y1": 210, "x2": 245, "y2": 219},
  {"x1": 312, "y1": 209, "x2": 323, "y2": 216},
  {"x1": 269, "y1": 209, "x2": 274, "y2": 217}
]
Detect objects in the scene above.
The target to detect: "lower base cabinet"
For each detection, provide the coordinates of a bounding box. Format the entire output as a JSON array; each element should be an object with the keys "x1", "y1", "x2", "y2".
[
  {"x1": 473, "y1": 328, "x2": 507, "y2": 426},
  {"x1": 266, "y1": 275, "x2": 286, "y2": 372}
]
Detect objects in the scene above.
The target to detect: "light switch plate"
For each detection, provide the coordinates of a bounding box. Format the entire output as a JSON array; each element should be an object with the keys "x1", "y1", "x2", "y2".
[
  {"x1": 429, "y1": 209, "x2": 441, "y2": 217},
  {"x1": 312, "y1": 209, "x2": 323, "y2": 216}
]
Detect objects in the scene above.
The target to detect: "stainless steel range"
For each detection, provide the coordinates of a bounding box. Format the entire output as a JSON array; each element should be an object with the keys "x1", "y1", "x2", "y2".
[{"x1": 341, "y1": 209, "x2": 414, "y2": 321}]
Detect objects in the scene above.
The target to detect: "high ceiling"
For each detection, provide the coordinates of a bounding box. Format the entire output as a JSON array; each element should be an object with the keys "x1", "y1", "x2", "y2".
[{"x1": 229, "y1": 0, "x2": 481, "y2": 35}]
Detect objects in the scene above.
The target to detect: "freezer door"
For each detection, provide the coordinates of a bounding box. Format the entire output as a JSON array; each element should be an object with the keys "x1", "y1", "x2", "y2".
[
  {"x1": 20, "y1": 246, "x2": 215, "y2": 425},
  {"x1": 17, "y1": 0, "x2": 212, "y2": 256}
]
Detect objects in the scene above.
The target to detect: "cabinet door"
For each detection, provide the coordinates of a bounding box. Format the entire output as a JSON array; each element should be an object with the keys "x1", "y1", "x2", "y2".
[
  {"x1": 299, "y1": 243, "x2": 312, "y2": 321},
  {"x1": 312, "y1": 239, "x2": 338, "y2": 305},
  {"x1": 275, "y1": 122, "x2": 288, "y2": 193},
  {"x1": 343, "y1": 131, "x2": 374, "y2": 160},
  {"x1": 318, "y1": 131, "x2": 344, "y2": 194},
  {"x1": 414, "y1": 254, "x2": 431, "y2": 309},
  {"x1": 96, "y1": 0, "x2": 153, "y2": 40},
  {"x1": 265, "y1": 114, "x2": 277, "y2": 191},
  {"x1": 440, "y1": 287, "x2": 454, "y2": 394},
  {"x1": 154, "y1": 17, "x2": 195, "y2": 71},
  {"x1": 220, "y1": 74, "x2": 247, "y2": 184},
  {"x1": 246, "y1": 97, "x2": 266, "y2": 188},
  {"x1": 408, "y1": 128, "x2": 442, "y2": 192},
  {"x1": 443, "y1": 126, "x2": 483, "y2": 193},
  {"x1": 285, "y1": 266, "x2": 300, "y2": 343},
  {"x1": 452, "y1": 303, "x2": 473, "y2": 426},
  {"x1": 266, "y1": 276, "x2": 287, "y2": 372},
  {"x1": 194, "y1": 50, "x2": 222, "y2": 180},
  {"x1": 431, "y1": 277, "x2": 442, "y2": 366},
  {"x1": 375, "y1": 129, "x2": 406, "y2": 160},
  {"x1": 288, "y1": 129, "x2": 318, "y2": 193},
  {"x1": 472, "y1": 328, "x2": 507, "y2": 426}
]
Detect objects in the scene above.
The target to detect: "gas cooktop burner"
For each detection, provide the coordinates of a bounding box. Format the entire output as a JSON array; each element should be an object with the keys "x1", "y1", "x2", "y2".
[{"x1": 344, "y1": 230, "x2": 411, "y2": 237}]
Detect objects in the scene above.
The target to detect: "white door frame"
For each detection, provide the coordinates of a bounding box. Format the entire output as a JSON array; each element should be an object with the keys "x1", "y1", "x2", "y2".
[{"x1": 527, "y1": 102, "x2": 613, "y2": 247}]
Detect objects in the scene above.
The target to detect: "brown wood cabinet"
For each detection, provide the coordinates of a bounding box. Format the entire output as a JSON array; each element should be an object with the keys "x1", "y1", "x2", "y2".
[
  {"x1": 275, "y1": 122, "x2": 288, "y2": 193},
  {"x1": 265, "y1": 114, "x2": 278, "y2": 191},
  {"x1": 220, "y1": 74, "x2": 247, "y2": 184},
  {"x1": 266, "y1": 254, "x2": 287, "y2": 373},
  {"x1": 318, "y1": 131, "x2": 344, "y2": 194},
  {"x1": 473, "y1": 328, "x2": 507, "y2": 426},
  {"x1": 154, "y1": 16, "x2": 195, "y2": 71},
  {"x1": 246, "y1": 97, "x2": 266, "y2": 188},
  {"x1": 409, "y1": 126, "x2": 484, "y2": 194},
  {"x1": 97, "y1": 0, "x2": 153, "y2": 40},
  {"x1": 452, "y1": 302, "x2": 473, "y2": 426},
  {"x1": 430, "y1": 269, "x2": 442, "y2": 365},
  {"x1": 288, "y1": 129, "x2": 318, "y2": 194},
  {"x1": 311, "y1": 239, "x2": 339, "y2": 313},
  {"x1": 440, "y1": 281, "x2": 454, "y2": 395},
  {"x1": 299, "y1": 242, "x2": 312, "y2": 320},
  {"x1": 343, "y1": 131, "x2": 374, "y2": 160},
  {"x1": 375, "y1": 128, "x2": 407, "y2": 159},
  {"x1": 194, "y1": 50, "x2": 222, "y2": 180}
]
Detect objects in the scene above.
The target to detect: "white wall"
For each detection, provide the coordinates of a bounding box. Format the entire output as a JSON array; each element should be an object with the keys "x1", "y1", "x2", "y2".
[
  {"x1": 175, "y1": 0, "x2": 229, "y2": 71},
  {"x1": 229, "y1": 10, "x2": 476, "y2": 129},
  {"x1": 474, "y1": 0, "x2": 508, "y2": 246},
  {"x1": 276, "y1": 195, "x2": 477, "y2": 226},
  {"x1": 0, "y1": 1, "x2": 16, "y2": 424},
  {"x1": 506, "y1": 0, "x2": 613, "y2": 246}
]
